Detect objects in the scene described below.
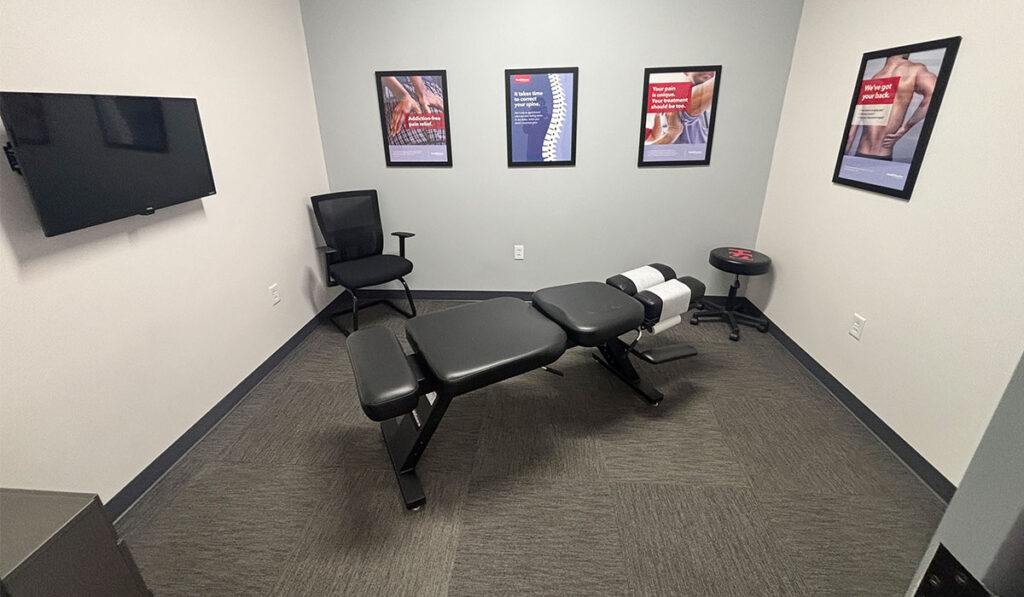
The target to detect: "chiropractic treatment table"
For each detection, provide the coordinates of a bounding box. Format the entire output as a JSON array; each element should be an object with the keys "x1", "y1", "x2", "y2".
[{"x1": 347, "y1": 264, "x2": 705, "y2": 509}]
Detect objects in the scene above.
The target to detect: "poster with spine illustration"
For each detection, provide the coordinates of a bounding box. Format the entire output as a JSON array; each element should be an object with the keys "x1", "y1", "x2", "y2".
[
  {"x1": 375, "y1": 70, "x2": 452, "y2": 167},
  {"x1": 833, "y1": 37, "x2": 961, "y2": 199},
  {"x1": 505, "y1": 67, "x2": 578, "y2": 167},
  {"x1": 638, "y1": 66, "x2": 721, "y2": 167}
]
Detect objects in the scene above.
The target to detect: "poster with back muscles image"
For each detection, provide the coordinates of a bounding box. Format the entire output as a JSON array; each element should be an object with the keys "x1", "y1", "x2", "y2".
[{"x1": 833, "y1": 37, "x2": 961, "y2": 199}]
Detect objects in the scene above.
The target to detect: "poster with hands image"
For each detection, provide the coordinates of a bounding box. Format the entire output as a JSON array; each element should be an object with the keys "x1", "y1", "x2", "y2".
[{"x1": 375, "y1": 70, "x2": 453, "y2": 166}]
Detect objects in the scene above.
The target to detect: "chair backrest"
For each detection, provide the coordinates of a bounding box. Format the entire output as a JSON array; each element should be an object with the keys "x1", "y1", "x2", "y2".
[{"x1": 311, "y1": 190, "x2": 384, "y2": 261}]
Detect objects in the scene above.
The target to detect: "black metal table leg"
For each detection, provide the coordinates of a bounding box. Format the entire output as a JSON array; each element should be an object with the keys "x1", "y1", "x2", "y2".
[{"x1": 592, "y1": 340, "x2": 664, "y2": 405}]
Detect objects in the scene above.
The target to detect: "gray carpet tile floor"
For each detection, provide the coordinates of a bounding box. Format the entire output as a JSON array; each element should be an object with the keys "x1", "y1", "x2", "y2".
[{"x1": 116, "y1": 300, "x2": 945, "y2": 596}]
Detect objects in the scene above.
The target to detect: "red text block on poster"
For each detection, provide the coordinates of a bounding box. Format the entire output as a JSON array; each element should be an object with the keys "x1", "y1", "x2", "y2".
[
  {"x1": 406, "y1": 112, "x2": 445, "y2": 130},
  {"x1": 857, "y1": 77, "x2": 900, "y2": 104},
  {"x1": 852, "y1": 76, "x2": 901, "y2": 126},
  {"x1": 647, "y1": 81, "x2": 693, "y2": 113},
  {"x1": 513, "y1": 74, "x2": 532, "y2": 84}
]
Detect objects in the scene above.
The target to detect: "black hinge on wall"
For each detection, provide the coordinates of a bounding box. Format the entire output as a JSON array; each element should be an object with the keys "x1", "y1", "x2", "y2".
[
  {"x1": 913, "y1": 544, "x2": 991, "y2": 596},
  {"x1": 3, "y1": 142, "x2": 21, "y2": 175}
]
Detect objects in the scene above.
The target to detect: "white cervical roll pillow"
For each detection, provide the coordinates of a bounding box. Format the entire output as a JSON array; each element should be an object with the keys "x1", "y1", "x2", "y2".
[
  {"x1": 620, "y1": 265, "x2": 669, "y2": 293},
  {"x1": 647, "y1": 279, "x2": 692, "y2": 334}
]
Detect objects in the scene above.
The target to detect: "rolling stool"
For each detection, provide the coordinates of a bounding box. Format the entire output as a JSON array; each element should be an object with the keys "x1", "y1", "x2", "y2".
[{"x1": 690, "y1": 247, "x2": 771, "y2": 341}]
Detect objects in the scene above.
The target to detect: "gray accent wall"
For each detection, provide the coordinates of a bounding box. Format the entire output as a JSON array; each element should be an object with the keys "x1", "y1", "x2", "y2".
[{"x1": 299, "y1": 0, "x2": 804, "y2": 293}]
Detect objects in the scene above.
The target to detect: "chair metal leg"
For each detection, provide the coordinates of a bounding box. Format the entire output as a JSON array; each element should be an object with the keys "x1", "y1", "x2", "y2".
[
  {"x1": 399, "y1": 277, "x2": 417, "y2": 317},
  {"x1": 352, "y1": 293, "x2": 360, "y2": 332},
  {"x1": 327, "y1": 281, "x2": 417, "y2": 336},
  {"x1": 327, "y1": 289, "x2": 356, "y2": 336}
]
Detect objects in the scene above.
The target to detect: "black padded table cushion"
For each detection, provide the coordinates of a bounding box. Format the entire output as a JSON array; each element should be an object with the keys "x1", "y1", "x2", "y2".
[
  {"x1": 709, "y1": 247, "x2": 771, "y2": 276},
  {"x1": 405, "y1": 298, "x2": 567, "y2": 396},
  {"x1": 347, "y1": 326, "x2": 420, "y2": 421},
  {"x1": 531, "y1": 281, "x2": 645, "y2": 347}
]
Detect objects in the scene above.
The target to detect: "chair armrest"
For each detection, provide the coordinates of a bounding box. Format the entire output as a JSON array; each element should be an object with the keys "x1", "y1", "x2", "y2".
[
  {"x1": 391, "y1": 232, "x2": 415, "y2": 258},
  {"x1": 316, "y1": 246, "x2": 340, "y2": 286}
]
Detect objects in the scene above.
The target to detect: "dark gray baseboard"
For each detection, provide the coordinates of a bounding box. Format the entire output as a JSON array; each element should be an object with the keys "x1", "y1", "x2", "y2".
[
  {"x1": 738, "y1": 298, "x2": 956, "y2": 503},
  {"x1": 106, "y1": 292, "x2": 351, "y2": 520}
]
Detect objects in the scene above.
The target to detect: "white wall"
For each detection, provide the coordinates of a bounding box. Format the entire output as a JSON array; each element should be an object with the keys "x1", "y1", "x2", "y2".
[
  {"x1": 300, "y1": 0, "x2": 804, "y2": 291},
  {"x1": 0, "y1": 0, "x2": 330, "y2": 501},
  {"x1": 752, "y1": 0, "x2": 1024, "y2": 484}
]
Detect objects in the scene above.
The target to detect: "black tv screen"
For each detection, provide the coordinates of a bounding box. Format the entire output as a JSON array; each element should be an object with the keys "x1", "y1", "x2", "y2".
[{"x1": 0, "y1": 92, "x2": 216, "y2": 236}]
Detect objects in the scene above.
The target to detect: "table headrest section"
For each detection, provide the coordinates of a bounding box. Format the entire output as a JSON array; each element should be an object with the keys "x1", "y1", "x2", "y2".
[
  {"x1": 347, "y1": 326, "x2": 420, "y2": 421},
  {"x1": 531, "y1": 281, "x2": 644, "y2": 347},
  {"x1": 605, "y1": 263, "x2": 677, "y2": 296},
  {"x1": 677, "y1": 276, "x2": 706, "y2": 303},
  {"x1": 635, "y1": 276, "x2": 705, "y2": 333}
]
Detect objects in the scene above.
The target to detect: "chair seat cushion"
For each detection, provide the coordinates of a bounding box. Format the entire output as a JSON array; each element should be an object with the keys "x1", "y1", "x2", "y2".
[
  {"x1": 405, "y1": 298, "x2": 567, "y2": 396},
  {"x1": 531, "y1": 281, "x2": 644, "y2": 347},
  {"x1": 329, "y1": 254, "x2": 412, "y2": 289},
  {"x1": 708, "y1": 247, "x2": 771, "y2": 276}
]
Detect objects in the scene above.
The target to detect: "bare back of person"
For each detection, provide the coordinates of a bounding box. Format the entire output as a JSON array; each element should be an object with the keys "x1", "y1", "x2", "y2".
[{"x1": 855, "y1": 56, "x2": 934, "y2": 158}]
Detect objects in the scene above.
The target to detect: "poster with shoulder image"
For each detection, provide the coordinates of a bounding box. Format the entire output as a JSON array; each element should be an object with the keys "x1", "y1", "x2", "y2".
[
  {"x1": 375, "y1": 70, "x2": 452, "y2": 166},
  {"x1": 833, "y1": 37, "x2": 961, "y2": 199},
  {"x1": 505, "y1": 67, "x2": 578, "y2": 167},
  {"x1": 638, "y1": 66, "x2": 721, "y2": 166}
]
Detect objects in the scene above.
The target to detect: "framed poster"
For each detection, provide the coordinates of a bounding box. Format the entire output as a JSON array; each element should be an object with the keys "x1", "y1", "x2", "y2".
[
  {"x1": 375, "y1": 70, "x2": 452, "y2": 167},
  {"x1": 833, "y1": 37, "x2": 961, "y2": 199},
  {"x1": 505, "y1": 67, "x2": 578, "y2": 167},
  {"x1": 638, "y1": 66, "x2": 721, "y2": 167}
]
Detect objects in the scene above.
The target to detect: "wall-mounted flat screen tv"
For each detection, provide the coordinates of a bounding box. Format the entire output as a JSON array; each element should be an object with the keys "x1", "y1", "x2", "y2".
[{"x1": 0, "y1": 92, "x2": 216, "y2": 236}]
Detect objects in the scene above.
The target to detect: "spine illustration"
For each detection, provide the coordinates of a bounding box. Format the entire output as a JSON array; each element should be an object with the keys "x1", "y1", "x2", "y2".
[{"x1": 542, "y1": 74, "x2": 566, "y2": 161}]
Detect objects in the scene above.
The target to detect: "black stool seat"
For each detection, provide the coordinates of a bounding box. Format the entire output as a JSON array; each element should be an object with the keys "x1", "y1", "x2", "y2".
[
  {"x1": 531, "y1": 281, "x2": 645, "y2": 347},
  {"x1": 692, "y1": 247, "x2": 771, "y2": 341},
  {"x1": 405, "y1": 298, "x2": 567, "y2": 396},
  {"x1": 709, "y1": 247, "x2": 771, "y2": 276}
]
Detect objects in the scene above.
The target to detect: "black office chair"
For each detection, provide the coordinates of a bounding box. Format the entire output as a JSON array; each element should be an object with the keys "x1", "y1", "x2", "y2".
[{"x1": 311, "y1": 189, "x2": 416, "y2": 335}]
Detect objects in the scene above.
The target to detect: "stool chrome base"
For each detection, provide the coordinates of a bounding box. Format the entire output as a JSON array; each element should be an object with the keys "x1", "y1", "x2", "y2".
[{"x1": 689, "y1": 276, "x2": 769, "y2": 341}]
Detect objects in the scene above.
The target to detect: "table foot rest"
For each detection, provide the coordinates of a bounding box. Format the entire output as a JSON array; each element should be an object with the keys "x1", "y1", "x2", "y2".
[{"x1": 633, "y1": 343, "x2": 698, "y2": 364}]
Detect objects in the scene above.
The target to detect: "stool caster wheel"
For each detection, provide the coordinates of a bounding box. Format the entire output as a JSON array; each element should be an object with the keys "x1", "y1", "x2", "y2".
[
  {"x1": 757, "y1": 321, "x2": 770, "y2": 333},
  {"x1": 729, "y1": 331, "x2": 740, "y2": 342},
  {"x1": 690, "y1": 316, "x2": 699, "y2": 325},
  {"x1": 696, "y1": 301, "x2": 705, "y2": 310}
]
